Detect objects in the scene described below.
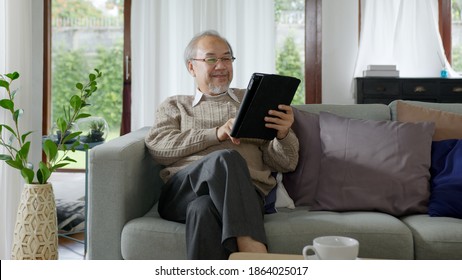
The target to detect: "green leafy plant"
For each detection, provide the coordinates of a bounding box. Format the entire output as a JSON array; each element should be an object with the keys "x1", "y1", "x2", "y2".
[
  {"x1": 86, "y1": 119, "x2": 106, "y2": 142},
  {"x1": 89, "y1": 119, "x2": 106, "y2": 132},
  {"x1": 0, "y1": 69, "x2": 102, "y2": 184}
]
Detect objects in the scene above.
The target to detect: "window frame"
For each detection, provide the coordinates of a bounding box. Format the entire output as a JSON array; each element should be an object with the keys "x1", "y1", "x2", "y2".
[
  {"x1": 439, "y1": 0, "x2": 452, "y2": 64},
  {"x1": 305, "y1": 0, "x2": 322, "y2": 104}
]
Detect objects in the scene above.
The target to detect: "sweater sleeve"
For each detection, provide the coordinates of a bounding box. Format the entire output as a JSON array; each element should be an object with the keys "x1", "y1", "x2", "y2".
[
  {"x1": 261, "y1": 129, "x2": 299, "y2": 173},
  {"x1": 144, "y1": 97, "x2": 220, "y2": 166}
]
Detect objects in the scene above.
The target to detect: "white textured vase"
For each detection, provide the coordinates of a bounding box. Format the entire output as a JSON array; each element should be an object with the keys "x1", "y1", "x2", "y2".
[{"x1": 11, "y1": 183, "x2": 59, "y2": 260}]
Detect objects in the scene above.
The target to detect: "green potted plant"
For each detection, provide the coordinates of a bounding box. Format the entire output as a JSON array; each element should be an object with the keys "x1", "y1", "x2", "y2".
[
  {"x1": 88, "y1": 119, "x2": 107, "y2": 143},
  {"x1": 0, "y1": 69, "x2": 102, "y2": 259}
]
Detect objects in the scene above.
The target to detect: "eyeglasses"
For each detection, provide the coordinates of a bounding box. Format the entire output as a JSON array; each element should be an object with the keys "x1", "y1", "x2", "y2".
[{"x1": 190, "y1": 56, "x2": 236, "y2": 65}]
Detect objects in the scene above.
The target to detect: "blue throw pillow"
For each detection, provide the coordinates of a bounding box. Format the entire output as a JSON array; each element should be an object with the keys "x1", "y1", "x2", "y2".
[
  {"x1": 428, "y1": 139, "x2": 462, "y2": 218},
  {"x1": 264, "y1": 186, "x2": 277, "y2": 214}
]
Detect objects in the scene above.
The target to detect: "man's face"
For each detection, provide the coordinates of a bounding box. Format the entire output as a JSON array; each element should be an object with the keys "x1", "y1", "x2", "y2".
[{"x1": 188, "y1": 36, "x2": 234, "y2": 95}]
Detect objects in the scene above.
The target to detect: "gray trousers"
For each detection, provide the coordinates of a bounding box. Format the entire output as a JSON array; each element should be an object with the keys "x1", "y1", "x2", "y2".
[{"x1": 158, "y1": 149, "x2": 267, "y2": 260}]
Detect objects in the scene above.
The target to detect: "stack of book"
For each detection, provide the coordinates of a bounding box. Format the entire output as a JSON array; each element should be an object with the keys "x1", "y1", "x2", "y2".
[{"x1": 363, "y1": 65, "x2": 399, "y2": 77}]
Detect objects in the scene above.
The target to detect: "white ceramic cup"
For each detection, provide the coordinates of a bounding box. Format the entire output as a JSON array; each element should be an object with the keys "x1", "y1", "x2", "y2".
[{"x1": 302, "y1": 236, "x2": 359, "y2": 260}]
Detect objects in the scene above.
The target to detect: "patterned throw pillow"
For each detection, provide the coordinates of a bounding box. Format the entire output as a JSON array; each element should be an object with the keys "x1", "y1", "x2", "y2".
[{"x1": 56, "y1": 199, "x2": 85, "y2": 233}]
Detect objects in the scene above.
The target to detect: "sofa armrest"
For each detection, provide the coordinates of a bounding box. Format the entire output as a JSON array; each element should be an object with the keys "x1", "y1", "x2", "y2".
[{"x1": 87, "y1": 127, "x2": 164, "y2": 259}]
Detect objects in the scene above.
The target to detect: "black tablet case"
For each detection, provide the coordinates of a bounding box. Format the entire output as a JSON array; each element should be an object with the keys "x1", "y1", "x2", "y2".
[{"x1": 230, "y1": 73, "x2": 300, "y2": 140}]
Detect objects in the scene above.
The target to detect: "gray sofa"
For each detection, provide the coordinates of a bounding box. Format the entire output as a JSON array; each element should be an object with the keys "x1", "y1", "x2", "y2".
[{"x1": 87, "y1": 100, "x2": 462, "y2": 260}]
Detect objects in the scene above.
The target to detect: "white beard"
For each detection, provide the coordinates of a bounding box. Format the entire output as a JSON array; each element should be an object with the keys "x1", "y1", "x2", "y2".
[{"x1": 208, "y1": 83, "x2": 229, "y2": 94}]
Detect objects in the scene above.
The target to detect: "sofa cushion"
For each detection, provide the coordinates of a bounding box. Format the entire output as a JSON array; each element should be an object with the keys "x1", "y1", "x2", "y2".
[
  {"x1": 283, "y1": 109, "x2": 321, "y2": 206},
  {"x1": 285, "y1": 104, "x2": 391, "y2": 207},
  {"x1": 401, "y1": 214, "x2": 462, "y2": 260},
  {"x1": 429, "y1": 139, "x2": 462, "y2": 218},
  {"x1": 123, "y1": 205, "x2": 414, "y2": 259},
  {"x1": 121, "y1": 205, "x2": 187, "y2": 260},
  {"x1": 312, "y1": 112, "x2": 435, "y2": 216},
  {"x1": 265, "y1": 210, "x2": 413, "y2": 259},
  {"x1": 396, "y1": 100, "x2": 462, "y2": 140}
]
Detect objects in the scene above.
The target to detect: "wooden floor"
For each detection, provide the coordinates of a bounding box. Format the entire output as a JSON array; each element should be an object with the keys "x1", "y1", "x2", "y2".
[
  {"x1": 58, "y1": 232, "x2": 85, "y2": 260},
  {"x1": 52, "y1": 172, "x2": 86, "y2": 260}
]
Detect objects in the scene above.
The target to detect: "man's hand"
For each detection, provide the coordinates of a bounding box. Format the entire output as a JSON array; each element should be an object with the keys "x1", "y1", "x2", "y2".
[
  {"x1": 217, "y1": 118, "x2": 241, "y2": 144},
  {"x1": 264, "y1": 104, "x2": 294, "y2": 140}
]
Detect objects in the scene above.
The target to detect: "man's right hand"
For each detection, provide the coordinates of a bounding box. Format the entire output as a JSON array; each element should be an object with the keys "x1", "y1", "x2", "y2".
[{"x1": 217, "y1": 118, "x2": 240, "y2": 145}]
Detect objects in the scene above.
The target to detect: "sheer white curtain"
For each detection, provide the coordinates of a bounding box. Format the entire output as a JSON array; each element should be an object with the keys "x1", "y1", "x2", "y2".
[
  {"x1": 0, "y1": 0, "x2": 43, "y2": 260},
  {"x1": 131, "y1": 0, "x2": 275, "y2": 130},
  {"x1": 354, "y1": 0, "x2": 458, "y2": 78}
]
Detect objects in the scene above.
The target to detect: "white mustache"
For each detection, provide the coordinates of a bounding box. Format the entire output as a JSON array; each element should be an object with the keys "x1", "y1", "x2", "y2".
[{"x1": 211, "y1": 71, "x2": 228, "y2": 76}]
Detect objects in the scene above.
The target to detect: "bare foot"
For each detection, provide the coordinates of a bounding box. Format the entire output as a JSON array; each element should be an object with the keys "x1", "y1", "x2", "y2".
[{"x1": 236, "y1": 236, "x2": 267, "y2": 253}]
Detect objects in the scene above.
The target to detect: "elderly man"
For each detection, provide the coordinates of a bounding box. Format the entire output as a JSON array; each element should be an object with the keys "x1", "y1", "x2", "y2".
[{"x1": 145, "y1": 30, "x2": 299, "y2": 259}]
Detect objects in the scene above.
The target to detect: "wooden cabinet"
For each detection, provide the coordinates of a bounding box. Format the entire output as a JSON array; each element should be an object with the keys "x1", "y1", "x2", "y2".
[{"x1": 356, "y1": 77, "x2": 462, "y2": 104}]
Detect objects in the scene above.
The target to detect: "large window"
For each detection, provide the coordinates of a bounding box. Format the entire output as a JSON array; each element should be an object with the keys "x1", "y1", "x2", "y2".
[
  {"x1": 46, "y1": 0, "x2": 126, "y2": 169},
  {"x1": 43, "y1": 1, "x2": 321, "y2": 165}
]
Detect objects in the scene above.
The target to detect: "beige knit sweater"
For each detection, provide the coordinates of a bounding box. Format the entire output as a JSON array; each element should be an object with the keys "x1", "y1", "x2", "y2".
[{"x1": 145, "y1": 88, "x2": 299, "y2": 195}]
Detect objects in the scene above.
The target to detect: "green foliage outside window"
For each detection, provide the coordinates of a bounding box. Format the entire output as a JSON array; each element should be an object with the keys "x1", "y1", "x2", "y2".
[
  {"x1": 52, "y1": 0, "x2": 123, "y2": 135},
  {"x1": 52, "y1": 44, "x2": 123, "y2": 133},
  {"x1": 275, "y1": 0, "x2": 305, "y2": 105},
  {"x1": 276, "y1": 35, "x2": 305, "y2": 105},
  {"x1": 452, "y1": 45, "x2": 462, "y2": 72}
]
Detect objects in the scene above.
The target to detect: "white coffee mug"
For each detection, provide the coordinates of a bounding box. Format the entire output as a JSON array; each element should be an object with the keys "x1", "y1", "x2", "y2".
[{"x1": 302, "y1": 236, "x2": 359, "y2": 260}]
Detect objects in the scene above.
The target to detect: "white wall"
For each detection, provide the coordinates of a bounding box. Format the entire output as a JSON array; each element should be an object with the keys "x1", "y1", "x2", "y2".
[{"x1": 322, "y1": 0, "x2": 359, "y2": 104}]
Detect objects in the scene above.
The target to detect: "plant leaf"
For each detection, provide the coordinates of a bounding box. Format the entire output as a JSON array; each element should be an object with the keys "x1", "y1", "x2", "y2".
[
  {"x1": 0, "y1": 124, "x2": 16, "y2": 137},
  {"x1": 51, "y1": 162, "x2": 69, "y2": 171},
  {"x1": 70, "y1": 95, "x2": 82, "y2": 111},
  {"x1": 63, "y1": 156, "x2": 77, "y2": 163},
  {"x1": 6, "y1": 158, "x2": 23, "y2": 170},
  {"x1": 21, "y1": 131, "x2": 33, "y2": 143},
  {"x1": 43, "y1": 139, "x2": 58, "y2": 162},
  {"x1": 0, "y1": 154, "x2": 13, "y2": 161},
  {"x1": 62, "y1": 131, "x2": 81, "y2": 144},
  {"x1": 5, "y1": 72, "x2": 19, "y2": 80},
  {"x1": 10, "y1": 89, "x2": 18, "y2": 100},
  {"x1": 13, "y1": 109, "x2": 23, "y2": 123},
  {"x1": 56, "y1": 117, "x2": 67, "y2": 135},
  {"x1": 37, "y1": 162, "x2": 51, "y2": 184},
  {"x1": 0, "y1": 99, "x2": 14, "y2": 111},
  {"x1": 76, "y1": 82, "x2": 83, "y2": 90},
  {"x1": 0, "y1": 79, "x2": 9, "y2": 90},
  {"x1": 75, "y1": 113, "x2": 91, "y2": 120},
  {"x1": 18, "y1": 141, "x2": 30, "y2": 161},
  {"x1": 21, "y1": 168, "x2": 34, "y2": 184}
]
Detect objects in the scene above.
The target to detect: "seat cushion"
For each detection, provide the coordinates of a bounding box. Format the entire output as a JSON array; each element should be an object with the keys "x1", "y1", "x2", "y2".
[
  {"x1": 401, "y1": 214, "x2": 462, "y2": 260},
  {"x1": 264, "y1": 209, "x2": 413, "y2": 259},
  {"x1": 121, "y1": 205, "x2": 187, "y2": 260},
  {"x1": 122, "y1": 205, "x2": 414, "y2": 260}
]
